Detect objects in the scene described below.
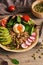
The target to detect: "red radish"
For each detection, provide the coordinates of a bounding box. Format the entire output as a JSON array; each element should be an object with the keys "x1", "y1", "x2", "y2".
[
  {"x1": 21, "y1": 43, "x2": 28, "y2": 48},
  {"x1": 30, "y1": 36, "x2": 35, "y2": 42},
  {"x1": 30, "y1": 36, "x2": 35, "y2": 40},
  {"x1": 28, "y1": 38, "x2": 33, "y2": 43},
  {"x1": 22, "y1": 14, "x2": 30, "y2": 22},
  {"x1": 8, "y1": 5, "x2": 16, "y2": 12},
  {"x1": 25, "y1": 40, "x2": 31, "y2": 46},
  {"x1": 31, "y1": 32, "x2": 36, "y2": 37}
]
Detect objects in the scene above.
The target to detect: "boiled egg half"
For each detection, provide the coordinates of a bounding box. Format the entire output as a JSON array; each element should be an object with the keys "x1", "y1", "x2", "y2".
[{"x1": 13, "y1": 24, "x2": 25, "y2": 33}]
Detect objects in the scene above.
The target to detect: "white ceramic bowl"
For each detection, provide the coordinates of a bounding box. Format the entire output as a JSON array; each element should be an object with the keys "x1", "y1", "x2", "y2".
[{"x1": 32, "y1": 0, "x2": 43, "y2": 18}]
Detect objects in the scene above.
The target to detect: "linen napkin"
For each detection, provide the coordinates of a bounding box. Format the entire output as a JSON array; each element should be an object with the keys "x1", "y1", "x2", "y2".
[{"x1": 0, "y1": 0, "x2": 35, "y2": 15}]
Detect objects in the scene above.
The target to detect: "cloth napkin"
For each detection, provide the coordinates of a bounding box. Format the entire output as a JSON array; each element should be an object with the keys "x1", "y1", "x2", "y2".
[{"x1": 0, "y1": 0, "x2": 35, "y2": 15}]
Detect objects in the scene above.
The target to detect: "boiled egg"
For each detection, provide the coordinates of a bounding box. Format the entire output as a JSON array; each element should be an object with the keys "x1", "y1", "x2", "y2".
[{"x1": 13, "y1": 24, "x2": 25, "y2": 33}]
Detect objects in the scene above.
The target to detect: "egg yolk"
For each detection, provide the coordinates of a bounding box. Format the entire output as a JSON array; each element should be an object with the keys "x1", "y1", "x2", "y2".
[{"x1": 17, "y1": 25, "x2": 23, "y2": 33}]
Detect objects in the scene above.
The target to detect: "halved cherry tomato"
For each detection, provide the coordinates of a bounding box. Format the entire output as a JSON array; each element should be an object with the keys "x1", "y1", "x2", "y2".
[
  {"x1": 1, "y1": 19, "x2": 7, "y2": 27},
  {"x1": 8, "y1": 5, "x2": 16, "y2": 12},
  {"x1": 22, "y1": 14, "x2": 30, "y2": 22}
]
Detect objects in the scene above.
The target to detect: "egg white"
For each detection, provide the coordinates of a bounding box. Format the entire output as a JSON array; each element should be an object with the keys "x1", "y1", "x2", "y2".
[{"x1": 13, "y1": 24, "x2": 25, "y2": 33}]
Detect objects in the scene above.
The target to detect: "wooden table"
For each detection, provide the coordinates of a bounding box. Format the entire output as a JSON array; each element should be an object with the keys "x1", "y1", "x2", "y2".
[{"x1": 0, "y1": 15, "x2": 43, "y2": 65}]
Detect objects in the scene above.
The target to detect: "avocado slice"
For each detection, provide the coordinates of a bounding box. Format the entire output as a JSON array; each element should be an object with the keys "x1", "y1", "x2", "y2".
[
  {"x1": 2, "y1": 37, "x2": 12, "y2": 45},
  {"x1": 0, "y1": 27, "x2": 12, "y2": 45}
]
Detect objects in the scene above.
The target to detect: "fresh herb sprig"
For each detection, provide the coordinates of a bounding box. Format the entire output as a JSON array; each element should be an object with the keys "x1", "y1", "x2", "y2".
[{"x1": 6, "y1": 55, "x2": 19, "y2": 65}]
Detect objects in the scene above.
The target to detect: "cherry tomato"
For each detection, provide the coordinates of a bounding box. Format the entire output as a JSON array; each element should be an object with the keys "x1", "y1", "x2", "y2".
[
  {"x1": 1, "y1": 19, "x2": 7, "y2": 27},
  {"x1": 8, "y1": 5, "x2": 16, "y2": 12},
  {"x1": 22, "y1": 14, "x2": 30, "y2": 22}
]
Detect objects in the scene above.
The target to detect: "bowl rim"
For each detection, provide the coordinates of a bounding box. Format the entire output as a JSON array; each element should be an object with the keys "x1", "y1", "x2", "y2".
[{"x1": 0, "y1": 15, "x2": 39, "y2": 52}]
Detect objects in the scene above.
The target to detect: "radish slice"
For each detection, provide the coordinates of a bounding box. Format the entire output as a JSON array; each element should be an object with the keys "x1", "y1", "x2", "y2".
[
  {"x1": 31, "y1": 32, "x2": 36, "y2": 37},
  {"x1": 25, "y1": 40, "x2": 31, "y2": 46},
  {"x1": 28, "y1": 38, "x2": 33, "y2": 43},
  {"x1": 30, "y1": 36, "x2": 35, "y2": 41},
  {"x1": 21, "y1": 43, "x2": 28, "y2": 48},
  {"x1": 30, "y1": 36, "x2": 35, "y2": 40}
]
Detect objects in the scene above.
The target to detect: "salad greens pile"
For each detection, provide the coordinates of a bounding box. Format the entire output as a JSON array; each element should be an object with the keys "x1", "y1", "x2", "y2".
[{"x1": 6, "y1": 15, "x2": 35, "y2": 35}]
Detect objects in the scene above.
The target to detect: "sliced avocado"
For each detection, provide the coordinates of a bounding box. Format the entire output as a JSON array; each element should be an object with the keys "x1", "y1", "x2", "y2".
[
  {"x1": 0, "y1": 29, "x2": 9, "y2": 33},
  {"x1": 0, "y1": 27, "x2": 12, "y2": 45},
  {"x1": 0, "y1": 37, "x2": 7, "y2": 42},
  {"x1": 2, "y1": 37, "x2": 12, "y2": 45}
]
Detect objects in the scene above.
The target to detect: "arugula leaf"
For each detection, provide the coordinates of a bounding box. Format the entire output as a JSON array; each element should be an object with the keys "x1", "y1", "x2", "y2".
[{"x1": 11, "y1": 59, "x2": 19, "y2": 65}]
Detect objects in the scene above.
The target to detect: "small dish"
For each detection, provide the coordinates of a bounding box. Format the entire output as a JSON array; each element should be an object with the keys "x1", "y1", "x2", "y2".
[{"x1": 32, "y1": 0, "x2": 43, "y2": 18}]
